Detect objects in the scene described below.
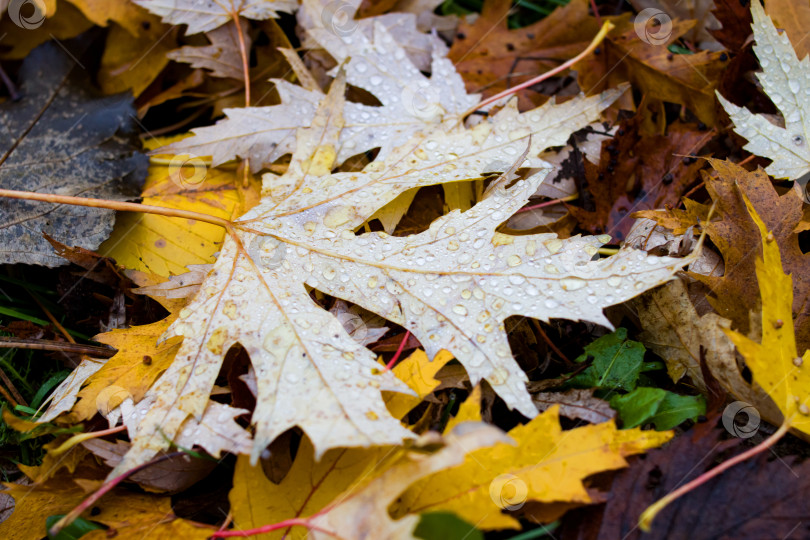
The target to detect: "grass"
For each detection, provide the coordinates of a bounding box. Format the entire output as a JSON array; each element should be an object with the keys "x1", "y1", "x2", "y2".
[{"x1": 0, "y1": 270, "x2": 76, "y2": 474}]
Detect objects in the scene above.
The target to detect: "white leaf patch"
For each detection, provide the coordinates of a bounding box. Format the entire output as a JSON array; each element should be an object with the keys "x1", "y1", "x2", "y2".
[{"x1": 718, "y1": 0, "x2": 810, "y2": 180}]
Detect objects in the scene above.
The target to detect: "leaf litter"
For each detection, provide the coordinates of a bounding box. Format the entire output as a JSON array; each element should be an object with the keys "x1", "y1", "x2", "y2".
[{"x1": 4, "y1": 0, "x2": 810, "y2": 538}]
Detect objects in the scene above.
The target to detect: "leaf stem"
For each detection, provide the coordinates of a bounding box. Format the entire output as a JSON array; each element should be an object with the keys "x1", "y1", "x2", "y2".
[
  {"x1": 0, "y1": 189, "x2": 233, "y2": 230},
  {"x1": 384, "y1": 330, "x2": 411, "y2": 371},
  {"x1": 212, "y1": 506, "x2": 336, "y2": 538},
  {"x1": 48, "y1": 451, "x2": 184, "y2": 537},
  {"x1": 50, "y1": 424, "x2": 127, "y2": 455},
  {"x1": 466, "y1": 20, "x2": 614, "y2": 115},
  {"x1": 232, "y1": 15, "x2": 251, "y2": 107},
  {"x1": 232, "y1": 14, "x2": 253, "y2": 186},
  {"x1": 639, "y1": 420, "x2": 791, "y2": 531},
  {"x1": 516, "y1": 193, "x2": 579, "y2": 213}
]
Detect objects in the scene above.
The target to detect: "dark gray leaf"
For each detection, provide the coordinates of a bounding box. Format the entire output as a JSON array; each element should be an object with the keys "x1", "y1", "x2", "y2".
[{"x1": 0, "y1": 37, "x2": 147, "y2": 266}]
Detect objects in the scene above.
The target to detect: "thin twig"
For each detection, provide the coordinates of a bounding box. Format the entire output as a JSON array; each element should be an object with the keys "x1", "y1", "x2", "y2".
[
  {"x1": 28, "y1": 292, "x2": 75, "y2": 344},
  {"x1": 0, "y1": 376, "x2": 20, "y2": 408},
  {"x1": 0, "y1": 64, "x2": 20, "y2": 101},
  {"x1": 589, "y1": 0, "x2": 602, "y2": 26},
  {"x1": 0, "y1": 337, "x2": 116, "y2": 357},
  {"x1": 531, "y1": 319, "x2": 571, "y2": 365}
]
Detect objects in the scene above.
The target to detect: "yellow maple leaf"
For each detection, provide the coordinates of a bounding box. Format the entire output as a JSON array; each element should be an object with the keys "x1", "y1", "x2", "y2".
[
  {"x1": 384, "y1": 349, "x2": 454, "y2": 419},
  {"x1": 99, "y1": 136, "x2": 261, "y2": 277},
  {"x1": 228, "y1": 423, "x2": 507, "y2": 539},
  {"x1": 230, "y1": 438, "x2": 395, "y2": 539},
  {"x1": 639, "y1": 178, "x2": 810, "y2": 532},
  {"x1": 391, "y1": 391, "x2": 672, "y2": 530},
  {"x1": 723, "y1": 191, "x2": 810, "y2": 434},
  {"x1": 0, "y1": 474, "x2": 213, "y2": 540},
  {"x1": 70, "y1": 317, "x2": 183, "y2": 421}
]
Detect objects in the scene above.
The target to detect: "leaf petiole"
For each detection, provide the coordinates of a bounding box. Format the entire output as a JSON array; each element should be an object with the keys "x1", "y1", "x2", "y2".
[
  {"x1": 0, "y1": 189, "x2": 234, "y2": 230},
  {"x1": 639, "y1": 420, "x2": 791, "y2": 531}
]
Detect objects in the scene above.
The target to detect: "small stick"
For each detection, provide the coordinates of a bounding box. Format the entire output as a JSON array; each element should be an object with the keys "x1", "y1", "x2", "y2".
[
  {"x1": 0, "y1": 337, "x2": 117, "y2": 357},
  {"x1": 0, "y1": 376, "x2": 20, "y2": 408},
  {"x1": 0, "y1": 64, "x2": 20, "y2": 101},
  {"x1": 28, "y1": 292, "x2": 75, "y2": 344},
  {"x1": 531, "y1": 319, "x2": 571, "y2": 365},
  {"x1": 590, "y1": 0, "x2": 602, "y2": 26}
]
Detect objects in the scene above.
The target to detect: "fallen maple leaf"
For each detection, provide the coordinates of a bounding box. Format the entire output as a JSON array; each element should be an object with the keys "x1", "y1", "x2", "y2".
[
  {"x1": 0, "y1": 38, "x2": 147, "y2": 266},
  {"x1": 634, "y1": 279, "x2": 729, "y2": 387},
  {"x1": 568, "y1": 110, "x2": 711, "y2": 241},
  {"x1": 723, "y1": 192, "x2": 810, "y2": 434},
  {"x1": 762, "y1": 0, "x2": 810, "y2": 62},
  {"x1": 578, "y1": 18, "x2": 728, "y2": 125},
  {"x1": 718, "y1": 0, "x2": 810, "y2": 180},
  {"x1": 167, "y1": 19, "x2": 251, "y2": 80},
  {"x1": 99, "y1": 136, "x2": 261, "y2": 277},
  {"x1": 447, "y1": 0, "x2": 628, "y2": 109},
  {"x1": 384, "y1": 349, "x2": 454, "y2": 420},
  {"x1": 226, "y1": 422, "x2": 508, "y2": 539},
  {"x1": 639, "y1": 164, "x2": 810, "y2": 530},
  {"x1": 637, "y1": 160, "x2": 810, "y2": 352},
  {"x1": 133, "y1": 0, "x2": 296, "y2": 35},
  {"x1": 159, "y1": 20, "x2": 478, "y2": 173},
  {"x1": 96, "y1": 10, "x2": 177, "y2": 97},
  {"x1": 0, "y1": 463, "x2": 214, "y2": 539},
  {"x1": 391, "y1": 391, "x2": 672, "y2": 530},
  {"x1": 32, "y1": 8, "x2": 694, "y2": 481},
  {"x1": 596, "y1": 423, "x2": 810, "y2": 540}
]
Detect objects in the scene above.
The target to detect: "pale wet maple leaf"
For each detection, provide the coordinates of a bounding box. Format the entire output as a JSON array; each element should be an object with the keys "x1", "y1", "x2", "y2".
[
  {"x1": 718, "y1": 0, "x2": 810, "y2": 180},
  {"x1": 104, "y1": 69, "x2": 690, "y2": 476},
  {"x1": 133, "y1": 0, "x2": 296, "y2": 35},
  {"x1": 35, "y1": 10, "x2": 693, "y2": 476}
]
